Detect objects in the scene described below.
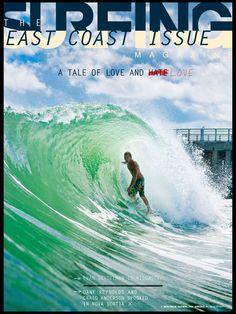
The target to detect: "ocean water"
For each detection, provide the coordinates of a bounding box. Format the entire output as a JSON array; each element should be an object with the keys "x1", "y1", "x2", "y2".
[{"x1": 4, "y1": 104, "x2": 232, "y2": 311}]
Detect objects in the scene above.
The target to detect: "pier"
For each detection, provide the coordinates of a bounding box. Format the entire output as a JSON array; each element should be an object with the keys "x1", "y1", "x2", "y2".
[
  {"x1": 175, "y1": 128, "x2": 232, "y2": 169},
  {"x1": 176, "y1": 128, "x2": 232, "y2": 197}
]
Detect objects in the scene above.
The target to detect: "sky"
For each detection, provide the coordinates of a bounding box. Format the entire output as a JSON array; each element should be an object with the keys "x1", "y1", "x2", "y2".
[{"x1": 4, "y1": 2, "x2": 232, "y2": 128}]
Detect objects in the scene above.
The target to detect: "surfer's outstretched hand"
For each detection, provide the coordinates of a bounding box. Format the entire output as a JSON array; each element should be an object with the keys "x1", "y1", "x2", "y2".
[{"x1": 121, "y1": 161, "x2": 127, "y2": 164}]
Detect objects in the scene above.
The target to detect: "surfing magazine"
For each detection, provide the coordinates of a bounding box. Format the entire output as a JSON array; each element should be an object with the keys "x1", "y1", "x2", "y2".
[{"x1": 4, "y1": 2, "x2": 232, "y2": 312}]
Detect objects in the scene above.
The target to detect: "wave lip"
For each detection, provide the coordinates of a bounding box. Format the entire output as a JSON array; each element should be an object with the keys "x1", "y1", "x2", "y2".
[{"x1": 4, "y1": 103, "x2": 225, "y2": 225}]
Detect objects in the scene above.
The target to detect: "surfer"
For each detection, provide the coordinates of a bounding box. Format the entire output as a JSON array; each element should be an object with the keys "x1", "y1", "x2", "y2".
[{"x1": 122, "y1": 152, "x2": 152, "y2": 214}]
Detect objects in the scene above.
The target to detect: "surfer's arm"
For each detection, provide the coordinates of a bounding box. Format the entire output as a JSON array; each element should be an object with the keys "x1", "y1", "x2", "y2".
[{"x1": 121, "y1": 161, "x2": 127, "y2": 164}]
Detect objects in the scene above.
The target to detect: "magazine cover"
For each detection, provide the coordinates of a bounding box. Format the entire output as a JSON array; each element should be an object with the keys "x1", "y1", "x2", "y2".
[{"x1": 4, "y1": 2, "x2": 232, "y2": 312}]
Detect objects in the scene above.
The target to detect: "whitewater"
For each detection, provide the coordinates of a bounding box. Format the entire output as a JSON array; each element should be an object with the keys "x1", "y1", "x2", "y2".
[{"x1": 4, "y1": 104, "x2": 232, "y2": 311}]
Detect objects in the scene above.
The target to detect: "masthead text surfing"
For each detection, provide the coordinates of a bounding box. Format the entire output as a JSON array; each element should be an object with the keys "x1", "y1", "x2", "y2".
[{"x1": 4, "y1": 2, "x2": 232, "y2": 48}]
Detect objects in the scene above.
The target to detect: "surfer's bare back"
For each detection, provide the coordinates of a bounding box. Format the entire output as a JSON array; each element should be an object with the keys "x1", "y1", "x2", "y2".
[{"x1": 122, "y1": 152, "x2": 152, "y2": 214}]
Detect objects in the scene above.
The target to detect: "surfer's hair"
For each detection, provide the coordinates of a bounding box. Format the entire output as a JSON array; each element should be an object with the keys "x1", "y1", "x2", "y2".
[{"x1": 124, "y1": 152, "x2": 132, "y2": 158}]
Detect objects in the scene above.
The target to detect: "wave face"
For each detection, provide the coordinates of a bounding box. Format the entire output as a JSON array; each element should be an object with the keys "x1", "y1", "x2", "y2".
[{"x1": 4, "y1": 104, "x2": 232, "y2": 311}]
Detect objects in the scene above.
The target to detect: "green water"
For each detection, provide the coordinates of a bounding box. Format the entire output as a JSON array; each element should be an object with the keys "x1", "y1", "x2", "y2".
[{"x1": 4, "y1": 104, "x2": 232, "y2": 311}]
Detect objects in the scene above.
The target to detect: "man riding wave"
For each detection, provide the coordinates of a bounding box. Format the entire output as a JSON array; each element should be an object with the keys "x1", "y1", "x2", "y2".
[{"x1": 122, "y1": 152, "x2": 152, "y2": 214}]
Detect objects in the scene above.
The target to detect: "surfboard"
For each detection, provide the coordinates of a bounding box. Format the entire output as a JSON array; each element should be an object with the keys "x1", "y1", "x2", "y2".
[
  {"x1": 117, "y1": 200, "x2": 164, "y2": 225},
  {"x1": 147, "y1": 214, "x2": 164, "y2": 225}
]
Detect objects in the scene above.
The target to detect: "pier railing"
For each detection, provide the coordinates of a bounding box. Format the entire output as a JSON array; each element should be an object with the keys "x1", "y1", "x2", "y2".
[{"x1": 175, "y1": 128, "x2": 232, "y2": 142}]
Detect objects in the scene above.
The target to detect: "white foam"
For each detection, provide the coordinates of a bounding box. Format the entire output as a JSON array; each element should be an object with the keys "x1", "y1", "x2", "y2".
[{"x1": 122, "y1": 115, "x2": 225, "y2": 225}]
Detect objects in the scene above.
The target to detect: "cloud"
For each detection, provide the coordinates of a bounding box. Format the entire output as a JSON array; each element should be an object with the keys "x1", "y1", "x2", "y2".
[
  {"x1": 4, "y1": 60, "x2": 51, "y2": 95},
  {"x1": 80, "y1": 48, "x2": 232, "y2": 125},
  {"x1": 46, "y1": 43, "x2": 132, "y2": 87},
  {"x1": 4, "y1": 43, "x2": 42, "y2": 57},
  {"x1": 38, "y1": 30, "x2": 232, "y2": 127},
  {"x1": 3, "y1": 2, "x2": 232, "y2": 127}
]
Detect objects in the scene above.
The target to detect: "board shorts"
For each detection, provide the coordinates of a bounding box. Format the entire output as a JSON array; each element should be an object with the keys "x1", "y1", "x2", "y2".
[{"x1": 131, "y1": 176, "x2": 145, "y2": 197}]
